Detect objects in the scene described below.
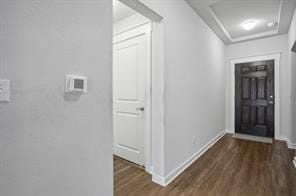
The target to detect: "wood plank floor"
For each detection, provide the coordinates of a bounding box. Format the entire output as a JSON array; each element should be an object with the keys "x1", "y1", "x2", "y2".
[{"x1": 114, "y1": 134, "x2": 296, "y2": 196}]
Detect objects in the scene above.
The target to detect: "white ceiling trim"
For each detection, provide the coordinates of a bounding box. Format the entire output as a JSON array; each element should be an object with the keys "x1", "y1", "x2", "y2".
[
  {"x1": 230, "y1": 29, "x2": 279, "y2": 42},
  {"x1": 208, "y1": 0, "x2": 283, "y2": 43},
  {"x1": 207, "y1": 7, "x2": 233, "y2": 41},
  {"x1": 119, "y1": 0, "x2": 163, "y2": 22}
]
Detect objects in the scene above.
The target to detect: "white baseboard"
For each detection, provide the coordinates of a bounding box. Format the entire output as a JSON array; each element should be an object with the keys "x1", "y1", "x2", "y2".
[
  {"x1": 145, "y1": 165, "x2": 154, "y2": 175},
  {"x1": 225, "y1": 129, "x2": 233, "y2": 134},
  {"x1": 288, "y1": 142, "x2": 296, "y2": 149},
  {"x1": 152, "y1": 130, "x2": 227, "y2": 187},
  {"x1": 152, "y1": 131, "x2": 295, "y2": 186},
  {"x1": 277, "y1": 136, "x2": 296, "y2": 149},
  {"x1": 152, "y1": 173, "x2": 166, "y2": 186}
]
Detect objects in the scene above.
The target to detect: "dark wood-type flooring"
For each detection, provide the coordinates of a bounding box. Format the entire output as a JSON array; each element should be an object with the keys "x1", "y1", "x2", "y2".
[{"x1": 114, "y1": 134, "x2": 296, "y2": 196}]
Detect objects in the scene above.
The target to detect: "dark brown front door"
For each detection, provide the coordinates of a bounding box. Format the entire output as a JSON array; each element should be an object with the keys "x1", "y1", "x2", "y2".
[{"x1": 235, "y1": 60, "x2": 274, "y2": 138}]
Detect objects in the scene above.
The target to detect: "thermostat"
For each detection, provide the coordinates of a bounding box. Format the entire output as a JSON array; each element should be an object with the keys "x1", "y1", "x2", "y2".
[{"x1": 65, "y1": 75, "x2": 87, "y2": 93}]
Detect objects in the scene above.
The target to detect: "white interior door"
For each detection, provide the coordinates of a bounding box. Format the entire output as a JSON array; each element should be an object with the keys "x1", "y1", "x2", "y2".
[{"x1": 113, "y1": 27, "x2": 150, "y2": 166}]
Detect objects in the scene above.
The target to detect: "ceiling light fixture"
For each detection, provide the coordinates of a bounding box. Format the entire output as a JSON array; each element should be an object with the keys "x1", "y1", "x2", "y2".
[{"x1": 241, "y1": 19, "x2": 258, "y2": 31}]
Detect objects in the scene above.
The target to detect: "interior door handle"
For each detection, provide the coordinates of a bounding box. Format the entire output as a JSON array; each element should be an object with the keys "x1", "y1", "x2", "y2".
[{"x1": 136, "y1": 107, "x2": 145, "y2": 111}]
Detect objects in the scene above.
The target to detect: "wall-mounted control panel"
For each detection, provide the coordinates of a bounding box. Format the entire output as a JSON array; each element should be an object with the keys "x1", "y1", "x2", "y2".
[
  {"x1": 65, "y1": 75, "x2": 87, "y2": 94},
  {"x1": 0, "y1": 79, "x2": 10, "y2": 102}
]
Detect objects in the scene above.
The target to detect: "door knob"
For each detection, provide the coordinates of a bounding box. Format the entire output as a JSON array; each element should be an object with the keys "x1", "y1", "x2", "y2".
[
  {"x1": 270, "y1": 95, "x2": 274, "y2": 99},
  {"x1": 269, "y1": 101, "x2": 274, "y2": 105},
  {"x1": 136, "y1": 107, "x2": 145, "y2": 111}
]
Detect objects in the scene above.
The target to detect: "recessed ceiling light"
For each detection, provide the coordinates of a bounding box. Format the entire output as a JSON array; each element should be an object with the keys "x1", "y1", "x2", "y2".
[{"x1": 241, "y1": 19, "x2": 258, "y2": 31}]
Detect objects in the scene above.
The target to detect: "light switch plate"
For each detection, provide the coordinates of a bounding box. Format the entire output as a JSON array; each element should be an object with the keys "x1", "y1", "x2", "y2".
[{"x1": 0, "y1": 79, "x2": 10, "y2": 102}]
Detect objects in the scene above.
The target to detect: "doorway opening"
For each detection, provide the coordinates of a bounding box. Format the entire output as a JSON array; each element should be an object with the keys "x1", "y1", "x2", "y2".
[
  {"x1": 235, "y1": 60, "x2": 275, "y2": 138},
  {"x1": 113, "y1": 7, "x2": 151, "y2": 168},
  {"x1": 112, "y1": 0, "x2": 164, "y2": 186},
  {"x1": 230, "y1": 54, "x2": 280, "y2": 140}
]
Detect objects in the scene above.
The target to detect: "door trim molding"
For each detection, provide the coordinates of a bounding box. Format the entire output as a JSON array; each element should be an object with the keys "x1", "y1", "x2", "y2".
[
  {"x1": 113, "y1": 22, "x2": 152, "y2": 44},
  {"x1": 113, "y1": 21, "x2": 166, "y2": 179},
  {"x1": 113, "y1": 1, "x2": 165, "y2": 184},
  {"x1": 229, "y1": 53, "x2": 280, "y2": 140},
  {"x1": 150, "y1": 21, "x2": 165, "y2": 181},
  {"x1": 113, "y1": 22, "x2": 152, "y2": 170}
]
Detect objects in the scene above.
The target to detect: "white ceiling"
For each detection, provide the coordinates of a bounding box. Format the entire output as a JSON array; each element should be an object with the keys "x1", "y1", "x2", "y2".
[
  {"x1": 186, "y1": 0, "x2": 296, "y2": 44},
  {"x1": 113, "y1": 0, "x2": 136, "y2": 22}
]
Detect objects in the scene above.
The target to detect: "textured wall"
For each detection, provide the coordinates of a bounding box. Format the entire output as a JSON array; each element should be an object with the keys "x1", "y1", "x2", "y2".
[{"x1": 0, "y1": 0, "x2": 113, "y2": 195}]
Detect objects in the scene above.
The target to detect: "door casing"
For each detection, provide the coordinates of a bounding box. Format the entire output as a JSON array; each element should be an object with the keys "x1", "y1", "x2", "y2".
[
  {"x1": 113, "y1": 22, "x2": 152, "y2": 170},
  {"x1": 235, "y1": 60, "x2": 275, "y2": 137},
  {"x1": 229, "y1": 54, "x2": 280, "y2": 140},
  {"x1": 113, "y1": 0, "x2": 165, "y2": 185}
]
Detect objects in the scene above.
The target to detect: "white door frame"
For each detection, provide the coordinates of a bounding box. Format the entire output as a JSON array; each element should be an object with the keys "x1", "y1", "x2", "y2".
[
  {"x1": 113, "y1": 22, "x2": 152, "y2": 172},
  {"x1": 114, "y1": 0, "x2": 165, "y2": 184},
  {"x1": 230, "y1": 53, "x2": 281, "y2": 140},
  {"x1": 113, "y1": 22, "x2": 165, "y2": 177}
]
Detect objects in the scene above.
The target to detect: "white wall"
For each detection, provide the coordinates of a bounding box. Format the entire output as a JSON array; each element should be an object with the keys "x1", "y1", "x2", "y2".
[
  {"x1": 0, "y1": 0, "x2": 113, "y2": 195},
  {"x1": 140, "y1": 0, "x2": 226, "y2": 177},
  {"x1": 226, "y1": 35, "x2": 291, "y2": 143},
  {"x1": 288, "y1": 9, "x2": 296, "y2": 144}
]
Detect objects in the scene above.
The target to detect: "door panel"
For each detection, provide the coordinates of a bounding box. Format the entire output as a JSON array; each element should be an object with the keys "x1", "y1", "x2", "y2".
[
  {"x1": 117, "y1": 44, "x2": 139, "y2": 101},
  {"x1": 235, "y1": 60, "x2": 274, "y2": 137},
  {"x1": 113, "y1": 34, "x2": 147, "y2": 166},
  {"x1": 117, "y1": 113, "x2": 139, "y2": 151}
]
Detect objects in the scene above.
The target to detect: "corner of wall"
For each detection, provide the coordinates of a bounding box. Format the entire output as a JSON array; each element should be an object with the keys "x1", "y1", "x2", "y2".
[{"x1": 153, "y1": 130, "x2": 227, "y2": 187}]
